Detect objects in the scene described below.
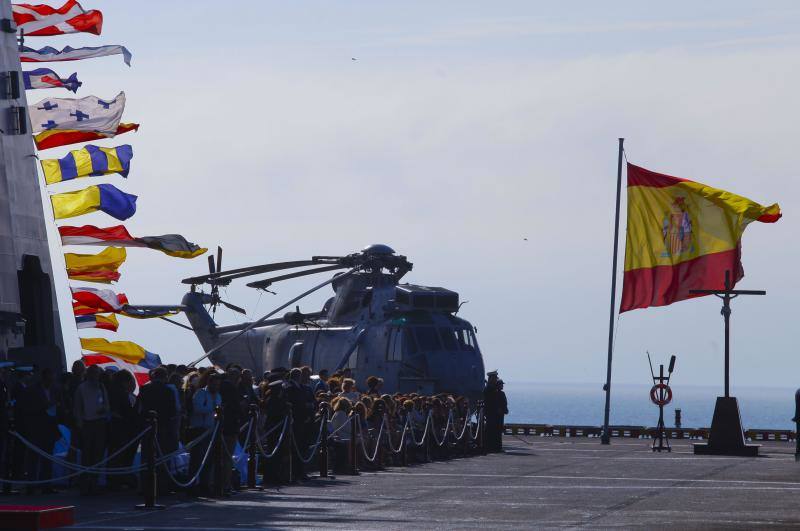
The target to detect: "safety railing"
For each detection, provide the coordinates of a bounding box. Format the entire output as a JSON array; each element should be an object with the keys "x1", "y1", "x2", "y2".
[{"x1": 504, "y1": 423, "x2": 799, "y2": 442}]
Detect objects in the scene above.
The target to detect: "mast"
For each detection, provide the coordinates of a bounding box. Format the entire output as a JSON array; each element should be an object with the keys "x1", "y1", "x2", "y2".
[
  {"x1": 601, "y1": 138, "x2": 624, "y2": 445},
  {"x1": 0, "y1": 2, "x2": 65, "y2": 369}
]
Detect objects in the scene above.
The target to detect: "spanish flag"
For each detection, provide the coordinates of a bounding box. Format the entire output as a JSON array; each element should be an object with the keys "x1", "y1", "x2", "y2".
[
  {"x1": 620, "y1": 164, "x2": 780, "y2": 312},
  {"x1": 41, "y1": 144, "x2": 132, "y2": 184},
  {"x1": 64, "y1": 246, "x2": 126, "y2": 283}
]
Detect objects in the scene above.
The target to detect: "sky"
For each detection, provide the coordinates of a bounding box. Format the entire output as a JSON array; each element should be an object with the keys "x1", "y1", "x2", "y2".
[{"x1": 32, "y1": 1, "x2": 800, "y2": 389}]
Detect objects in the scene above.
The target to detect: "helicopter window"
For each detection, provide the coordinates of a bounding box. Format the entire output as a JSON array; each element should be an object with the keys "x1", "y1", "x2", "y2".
[
  {"x1": 346, "y1": 345, "x2": 359, "y2": 369},
  {"x1": 386, "y1": 328, "x2": 404, "y2": 361},
  {"x1": 414, "y1": 327, "x2": 441, "y2": 352},
  {"x1": 405, "y1": 328, "x2": 418, "y2": 355},
  {"x1": 453, "y1": 328, "x2": 470, "y2": 350},
  {"x1": 438, "y1": 328, "x2": 458, "y2": 351},
  {"x1": 466, "y1": 329, "x2": 477, "y2": 350}
]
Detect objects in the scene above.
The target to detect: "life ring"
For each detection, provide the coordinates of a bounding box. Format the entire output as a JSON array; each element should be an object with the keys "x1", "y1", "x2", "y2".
[{"x1": 650, "y1": 383, "x2": 672, "y2": 406}]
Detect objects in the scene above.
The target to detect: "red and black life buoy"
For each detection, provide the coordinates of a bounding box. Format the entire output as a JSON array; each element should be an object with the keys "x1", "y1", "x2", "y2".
[{"x1": 650, "y1": 383, "x2": 672, "y2": 406}]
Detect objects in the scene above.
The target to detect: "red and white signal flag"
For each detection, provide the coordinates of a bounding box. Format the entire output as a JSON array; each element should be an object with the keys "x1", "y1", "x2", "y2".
[{"x1": 13, "y1": 0, "x2": 102, "y2": 36}]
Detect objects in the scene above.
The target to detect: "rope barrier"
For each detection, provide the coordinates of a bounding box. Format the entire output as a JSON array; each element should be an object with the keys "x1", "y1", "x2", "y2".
[
  {"x1": 355, "y1": 414, "x2": 386, "y2": 463},
  {"x1": 384, "y1": 416, "x2": 411, "y2": 454},
  {"x1": 291, "y1": 413, "x2": 328, "y2": 464},
  {"x1": 255, "y1": 416, "x2": 290, "y2": 459},
  {"x1": 0, "y1": 405, "x2": 485, "y2": 489},
  {"x1": 157, "y1": 422, "x2": 220, "y2": 489},
  {"x1": 0, "y1": 426, "x2": 152, "y2": 485},
  {"x1": 327, "y1": 416, "x2": 353, "y2": 439}
]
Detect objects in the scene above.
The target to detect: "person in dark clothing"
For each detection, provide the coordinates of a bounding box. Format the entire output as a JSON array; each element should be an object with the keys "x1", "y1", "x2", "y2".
[
  {"x1": 793, "y1": 388, "x2": 800, "y2": 460},
  {"x1": 74, "y1": 365, "x2": 109, "y2": 495},
  {"x1": 285, "y1": 368, "x2": 311, "y2": 480},
  {"x1": 219, "y1": 368, "x2": 243, "y2": 494},
  {"x1": 259, "y1": 372, "x2": 289, "y2": 483},
  {"x1": 17, "y1": 368, "x2": 61, "y2": 493},
  {"x1": 137, "y1": 367, "x2": 178, "y2": 492},
  {"x1": 108, "y1": 370, "x2": 138, "y2": 489},
  {"x1": 483, "y1": 370, "x2": 504, "y2": 452},
  {"x1": 237, "y1": 369, "x2": 258, "y2": 445},
  {"x1": 62, "y1": 361, "x2": 85, "y2": 471},
  {"x1": 496, "y1": 379, "x2": 509, "y2": 447},
  {"x1": 314, "y1": 369, "x2": 330, "y2": 394}
]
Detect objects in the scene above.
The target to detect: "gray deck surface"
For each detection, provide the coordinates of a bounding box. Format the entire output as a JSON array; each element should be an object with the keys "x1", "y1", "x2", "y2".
[{"x1": 8, "y1": 435, "x2": 800, "y2": 530}]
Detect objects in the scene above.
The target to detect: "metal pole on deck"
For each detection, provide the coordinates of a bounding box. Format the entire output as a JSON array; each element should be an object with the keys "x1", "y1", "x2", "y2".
[{"x1": 601, "y1": 138, "x2": 625, "y2": 445}]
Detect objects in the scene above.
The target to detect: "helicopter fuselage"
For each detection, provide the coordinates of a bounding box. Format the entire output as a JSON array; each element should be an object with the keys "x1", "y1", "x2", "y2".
[{"x1": 183, "y1": 270, "x2": 486, "y2": 399}]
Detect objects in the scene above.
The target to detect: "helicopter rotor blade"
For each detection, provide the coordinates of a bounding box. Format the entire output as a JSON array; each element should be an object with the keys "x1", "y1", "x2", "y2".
[
  {"x1": 246, "y1": 264, "x2": 348, "y2": 289},
  {"x1": 182, "y1": 259, "x2": 336, "y2": 286},
  {"x1": 188, "y1": 267, "x2": 359, "y2": 368},
  {"x1": 219, "y1": 299, "x2": 247, "y2": 315}
]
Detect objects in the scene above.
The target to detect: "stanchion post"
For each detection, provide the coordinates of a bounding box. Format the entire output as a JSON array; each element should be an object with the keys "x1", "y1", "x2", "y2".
[
  {"x1": 319, "y1": 405, "x2": 329, "y2": 478},
  {"x1": 246, "y1": 404, "x2": 259, "y2": 489},
  {"x1": 136, "y1": 410, "x2": 164, "y2": 510},
  {"x1": 286, "y1": 409, "x2": 294, "y2": 484},
  {"x1": 348, "y1": 413, "x2": 358, "y2": 475},
  {"x1": 478, "y1": 408, "x2": 486, "y2": 455},
  {"x1": 400, "y1": 424, "x2": 408, "y2": 467},
  {"x1": 213, "y1": 405, "x2": 225, "y2": 498},
  {"x1": 2, "y1": 415, "x2": 16, "y2": 495},
  {"x1": 425, "y1": 416, "x2": 432, "y2": 462},
  {"x1": 462, "y1": 416, "x2": 469, "y2": 456}
]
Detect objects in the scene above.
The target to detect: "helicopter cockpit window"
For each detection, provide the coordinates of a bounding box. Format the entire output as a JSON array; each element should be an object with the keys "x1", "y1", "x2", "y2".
[
  {"x1": 466, "y1": 329, "x2": 477, "y2": 350},
  {"x1": 346, "y1": 345, "x2": 359, "y2": 369},
  {"x1": 414, "y1": 326, "x2": 441, "y2": 352},
  {"x1": 453, "y1": 328, "x2": 477, "y2": 351},
  {"x1": 386, "y1": 327, "x2": 406, "y2": 361},
  {"x1": 439, "y1": 327, "x2": 458, "y2": 351}
]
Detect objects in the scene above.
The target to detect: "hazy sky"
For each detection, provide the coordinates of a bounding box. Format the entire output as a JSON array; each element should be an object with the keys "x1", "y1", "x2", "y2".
[{"x1": 36, "y1": 1, "x2": 800, "y2": 389}]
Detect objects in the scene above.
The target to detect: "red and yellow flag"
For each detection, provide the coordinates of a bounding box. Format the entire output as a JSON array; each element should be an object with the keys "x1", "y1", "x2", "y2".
[{"x1": 620, "y1": 164, "x2": 780, "y2": 312}]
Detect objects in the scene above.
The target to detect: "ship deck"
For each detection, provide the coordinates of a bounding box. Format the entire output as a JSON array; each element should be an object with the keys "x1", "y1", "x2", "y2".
[{"x1": 10, "y1": 435, "x2": 800, "y2": 529}]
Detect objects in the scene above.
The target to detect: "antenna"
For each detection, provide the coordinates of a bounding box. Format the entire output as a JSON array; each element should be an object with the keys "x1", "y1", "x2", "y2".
[{"x1": 646, "y1": 350, "x2": 655, "y2": 380}]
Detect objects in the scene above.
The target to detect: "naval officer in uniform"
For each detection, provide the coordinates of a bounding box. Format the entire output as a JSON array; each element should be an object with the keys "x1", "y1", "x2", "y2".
[{"x1": 483, "y1": 370, "x2": 507, "y2": 452}]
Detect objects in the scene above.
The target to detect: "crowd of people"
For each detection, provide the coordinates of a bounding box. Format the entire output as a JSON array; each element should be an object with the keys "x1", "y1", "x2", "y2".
[{"x1": 0, "y1": 361, "x2": 498, "y2": 498}]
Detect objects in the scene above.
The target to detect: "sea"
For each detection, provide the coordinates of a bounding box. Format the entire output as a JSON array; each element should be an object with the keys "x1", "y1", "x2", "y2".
[{"x1": 504, "y1": 381, "x2": 796, "y2": 430}]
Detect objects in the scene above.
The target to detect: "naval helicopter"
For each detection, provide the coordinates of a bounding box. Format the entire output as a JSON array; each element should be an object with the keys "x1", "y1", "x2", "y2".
[{"x1": 171, "y1": 244, "x2": 486, "y2": 399}]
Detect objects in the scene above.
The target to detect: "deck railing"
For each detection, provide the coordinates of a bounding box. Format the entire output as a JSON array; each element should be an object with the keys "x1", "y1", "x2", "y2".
[{"x1": 504, "y1": 423, "x2": 795, "y2": 442}]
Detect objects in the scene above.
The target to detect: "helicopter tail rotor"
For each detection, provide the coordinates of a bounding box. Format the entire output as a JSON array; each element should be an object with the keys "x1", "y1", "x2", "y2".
[{"x1": 205, "y1": 246, "x2": 247, "y2": 316}]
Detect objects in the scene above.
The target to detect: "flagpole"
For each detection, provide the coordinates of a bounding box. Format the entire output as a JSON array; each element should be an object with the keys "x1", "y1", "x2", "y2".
[{"x1": 601, "y1": 138, "x2": 624, "y2": 445}]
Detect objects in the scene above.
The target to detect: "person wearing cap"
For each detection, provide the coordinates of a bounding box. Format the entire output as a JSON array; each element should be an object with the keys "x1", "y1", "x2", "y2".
[{"x1": 483, "y1": 370, "x2": 504, "y2": 452}]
